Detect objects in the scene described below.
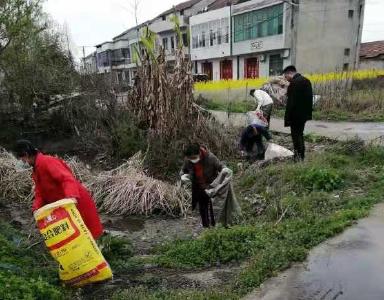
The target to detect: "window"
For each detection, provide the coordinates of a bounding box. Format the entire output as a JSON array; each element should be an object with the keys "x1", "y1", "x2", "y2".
[
  {"x1": 97, "y1": 51, "x2": 111, "y2": 67},
  {"x1": 122, "y1": 48, "x2": 130, "y2": 59},
  {"x1": 162, "y1": 37, "x2": 168, "y2": 50},
  {"x1": 343, "y1": 63, "x2": 349, "y2": 71},
  {"x1": 192, "y1": 17, "x2": 229, "y2": 48},
  {"x1": 124, "y1": 71, "x2": 130, "y2": 82},
  {"x1": 348, "y1": 10, "x2": 354, "y2": 18},
  {"x1": 200, "y1": 32, "x2": 206, "y2": 47},
  {"x1": 191, "y1": 25, "x2": 198, "y2": 49},
  {"x1": 234, "y1": 4, "x2": 284, "y2": 43},
  {"x1": 180, "y1": 9, "x2": 184, "y2": 16},
  {"x1": 171, "y1": 36, "x2": 175, "y2": 50},
  {"x1": 225, "y1": 26, "x2": 229, "y2": 43},
  {"x1": 269, "y1": 54, "x2": 283, "y2": 76},
  {"x1": 344, "y1": 48, "x2": 350, "y2": 56},
  {"x1": 182, "y1": 33, "x2": 188, "y2": 47},
  {"x1": 192, "y1": 36, "x2": 198, "y2": 49},
  {"x1": 162, "y1": 15, "x2": 166, "y2": 21}
]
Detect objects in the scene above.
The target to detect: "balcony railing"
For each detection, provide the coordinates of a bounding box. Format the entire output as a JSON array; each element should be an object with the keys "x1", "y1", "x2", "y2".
[{"x1": 111, "y1": 58, "x2": 132, "y2": 66}]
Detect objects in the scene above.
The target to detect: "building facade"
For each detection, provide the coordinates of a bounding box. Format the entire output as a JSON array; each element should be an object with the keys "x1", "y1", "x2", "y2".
[
  {"x1": 293, "y1": 0, "x2": 365, "y2": 74},
  {"x1": 90, "y1": 0, "x2": 366, "y2": 83},
  {"x1": 190, "y1": 6, "x2": 231, "y2": 81},
  {"x1": 191, "y1": 0, "x2": 365, "y2": 80},
  {"x1": 81, "y1": 52, "x2": 97, "y2": 74},
  {"x1": 231, "y1": 0, "x2": 289, "y2": 79}
]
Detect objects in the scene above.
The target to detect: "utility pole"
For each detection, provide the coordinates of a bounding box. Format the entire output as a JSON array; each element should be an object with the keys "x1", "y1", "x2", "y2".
[{"x1": 82, "y1": 46, "x2": 86, "y2": 73}]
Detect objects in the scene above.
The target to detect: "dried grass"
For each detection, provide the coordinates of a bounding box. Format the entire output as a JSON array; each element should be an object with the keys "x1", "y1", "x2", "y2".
[
  {"x1": 88, "y1": 153, "x2": 191, "y2": 216},
  {"x1": 0, "y1": 149, "x2": 190, "y2": 216},
  {"x1": 0, "y1": 148, "x2": 33, "y2": 204}
]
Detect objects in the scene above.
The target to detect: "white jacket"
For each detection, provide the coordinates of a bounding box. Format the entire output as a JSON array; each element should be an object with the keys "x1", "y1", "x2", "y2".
[{"x1": 252, "y1": 90, "x2": 273, "y2": 110}]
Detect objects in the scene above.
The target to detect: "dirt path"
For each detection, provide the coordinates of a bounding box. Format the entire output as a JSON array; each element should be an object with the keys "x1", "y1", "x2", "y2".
[
  {"x1": 210, "y1": 111, "x2": 384, "y2": 142},
  {"x1": 244, "y1": 203, "x2": 384, "y2": 300}
]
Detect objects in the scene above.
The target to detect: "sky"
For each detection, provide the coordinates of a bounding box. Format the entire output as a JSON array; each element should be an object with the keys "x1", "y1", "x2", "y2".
[{"x1": 43, "y1": 0, "x2": 384, "y2": 58}]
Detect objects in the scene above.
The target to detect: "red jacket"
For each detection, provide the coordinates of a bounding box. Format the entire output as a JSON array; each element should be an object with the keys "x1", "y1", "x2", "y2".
[{"x1": 32, "y1": 153, "x2": 103, "y2": 239}]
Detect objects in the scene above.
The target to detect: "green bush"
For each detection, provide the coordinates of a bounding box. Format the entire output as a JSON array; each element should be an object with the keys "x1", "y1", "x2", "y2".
[
  {"x1": 300, "y1": 168, "x2": 343, "y2": 191},
  {"x1": 113, "y1": 116, "x2": 148, "y2": 159},
  {"x1": 98, "y1": 234, "x2": 135, "y2": 271}
]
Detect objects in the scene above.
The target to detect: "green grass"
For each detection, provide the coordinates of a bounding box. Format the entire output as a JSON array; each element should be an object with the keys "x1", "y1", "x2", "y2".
[
  {"x1": 202, "y1": 99, "x2": 255, "y2": 113},
  {"x1": 112, "y1": 287, "x2": 238, "y2": 300},
  {"x1": 3, "y1": 142, "x2": 384, "y2": 300},
  {"x1": 0, "y1": 222, "x2": 69, "y2": 300},
  {"x1": 150, "y1": 143, "x2": 384, "y2": 298},
  {"x1": 200, "y1": 84, "x2": 384, "y2": 122}
]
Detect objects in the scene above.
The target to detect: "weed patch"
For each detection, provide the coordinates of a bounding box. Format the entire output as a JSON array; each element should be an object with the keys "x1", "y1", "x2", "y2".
[
  {"x1": 154, "y1": 144, "x2": 384, "y2": 297},
  {"x1": 0, "y1": 222, "x2": 69, "y2": 299},
  {"x1": 300, "y1": 167, "x2": 343, "y2": 192}
]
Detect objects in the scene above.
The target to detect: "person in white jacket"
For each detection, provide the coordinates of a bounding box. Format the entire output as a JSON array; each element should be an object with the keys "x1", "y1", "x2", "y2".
[{"x1": 250, "y1": 89, "x2": 274, "y2": 128}]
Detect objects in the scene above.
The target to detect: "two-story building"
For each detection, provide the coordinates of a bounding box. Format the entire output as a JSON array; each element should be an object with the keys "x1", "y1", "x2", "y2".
[
  {"x1": 111, "y1": 25, "x2": 143, "y2": 85},
  {"x1": 95, "y1": 41, "x2": 114, "y2": 74}
]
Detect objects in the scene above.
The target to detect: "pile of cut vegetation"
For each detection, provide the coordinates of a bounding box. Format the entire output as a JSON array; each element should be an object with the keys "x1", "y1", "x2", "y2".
[
  {"x1": 0, "y1": 148, "x2": 33, "y2": 204},
  {"x1": 0, "y1": 148, "x2": 189, "y2": 216}
]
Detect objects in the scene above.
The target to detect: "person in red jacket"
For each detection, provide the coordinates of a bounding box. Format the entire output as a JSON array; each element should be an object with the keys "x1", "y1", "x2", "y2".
[{"x1": 14, "y1": 140, "x2": 104, "y2": 239}]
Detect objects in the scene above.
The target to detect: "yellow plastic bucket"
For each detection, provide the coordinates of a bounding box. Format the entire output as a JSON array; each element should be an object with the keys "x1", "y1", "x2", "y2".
[{"x1": 34, "y1": 198, "x2": 112, "y2": 286}]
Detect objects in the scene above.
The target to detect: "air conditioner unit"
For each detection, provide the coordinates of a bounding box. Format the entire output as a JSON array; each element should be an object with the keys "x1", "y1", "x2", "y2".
[
  {"x1": 282, "y1": 49, "x2": 290, "y2": 58},
  {"x1": 259, "y1": 54, "x2": 266, "y2": 62}
]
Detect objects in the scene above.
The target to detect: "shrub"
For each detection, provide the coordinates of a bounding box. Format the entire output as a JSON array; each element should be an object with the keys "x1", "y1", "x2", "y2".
[
  {"x1": 0, "y1": 272, "x2": 63, "y2": 300},
  {"x1": 113, "y1": 115, "x2": 148, "y2": 159},
  {"x1": 300, "y1": 168, "x2": 343, "y2": 192}
]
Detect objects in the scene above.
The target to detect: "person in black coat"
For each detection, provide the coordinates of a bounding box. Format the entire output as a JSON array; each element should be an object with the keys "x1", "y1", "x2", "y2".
[{"x1": 283, "y1": 66, "x2": 313, "y2": 161}]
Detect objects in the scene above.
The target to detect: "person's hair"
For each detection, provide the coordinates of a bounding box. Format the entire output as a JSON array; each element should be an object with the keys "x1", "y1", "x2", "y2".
[
  {"x1": 282, "y1": 65, "x2": 297, "y2": 74},
  {"x1": 14, "y1": 140, "x2": 38, "y2": 158},
  {"x1": 249, "y1": 89, "x2": 255, "y2": 97},
  {"x1": 183, "y1": 143, "x2": 200, "y2": 157}
]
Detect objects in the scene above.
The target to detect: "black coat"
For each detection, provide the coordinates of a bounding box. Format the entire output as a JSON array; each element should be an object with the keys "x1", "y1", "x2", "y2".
[{"x1": 284, "y1": 73, "x2": 313, "y2": 127}]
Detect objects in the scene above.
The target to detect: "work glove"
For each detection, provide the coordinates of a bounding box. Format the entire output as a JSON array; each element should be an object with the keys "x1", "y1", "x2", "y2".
[{"x1": 181, "y1": 174, "x2": 191, "y2": 183}]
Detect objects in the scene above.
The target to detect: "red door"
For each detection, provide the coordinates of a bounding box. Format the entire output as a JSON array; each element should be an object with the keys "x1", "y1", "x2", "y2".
[
  {"x1": 220, "y1": 60, "x2": 233, "y2": 80},
  {"x1": 245, "y1": 58, "x2": 259, "y2": 79},
  {"x1": 202, "y1": 62, "x2": 213, "y2": 81}
]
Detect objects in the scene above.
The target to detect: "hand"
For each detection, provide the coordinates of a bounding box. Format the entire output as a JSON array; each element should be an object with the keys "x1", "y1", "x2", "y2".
[{"x1": 205, "y1": 188, "x2": 215, "y2": 198}]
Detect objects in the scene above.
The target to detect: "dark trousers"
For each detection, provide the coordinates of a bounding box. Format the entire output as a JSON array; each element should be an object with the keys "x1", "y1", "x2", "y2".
[
  {"x1": 261, "y1": 104, "x2": 273, "y2": 129},
  {"x1": 247, "y1": 136, "x2": 266, "y2": 161},
  {"x1": 192, "y1": 187, "x2": 215, "y2": 228},
  {"x1": 290, "y1": 122, "x2": 306, "y2": 161}
]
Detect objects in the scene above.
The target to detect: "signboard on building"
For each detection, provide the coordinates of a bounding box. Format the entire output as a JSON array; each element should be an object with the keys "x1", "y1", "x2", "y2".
[{"x1": 251, "y1": 41, "x2": 264, "y2": 51}]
